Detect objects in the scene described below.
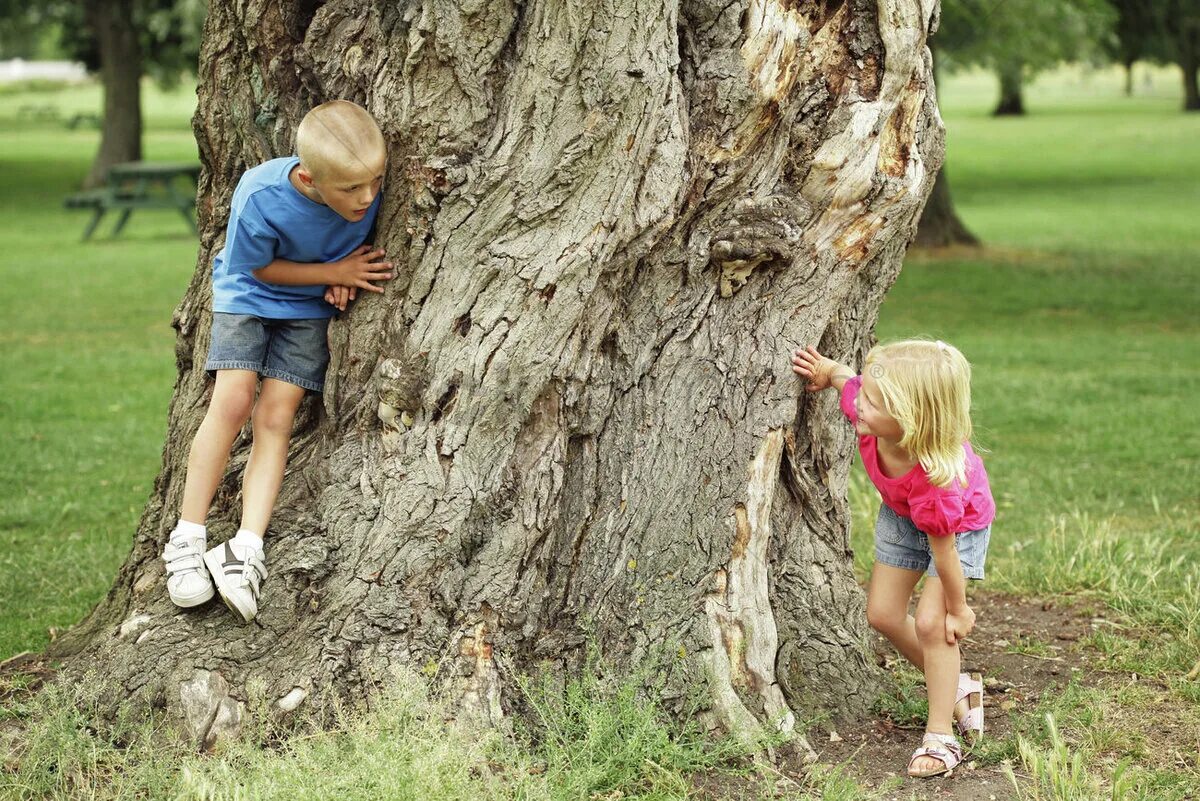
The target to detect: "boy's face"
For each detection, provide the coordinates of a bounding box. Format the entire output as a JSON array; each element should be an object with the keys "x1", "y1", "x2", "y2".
[{"x1": 303, "y1": 158, "x2": 385, "y2": 222}]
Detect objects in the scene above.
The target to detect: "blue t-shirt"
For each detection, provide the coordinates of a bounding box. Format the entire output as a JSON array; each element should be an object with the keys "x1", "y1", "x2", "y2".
[{"x1": 211, "y1": 157, "x2": 381, "y2": 319}]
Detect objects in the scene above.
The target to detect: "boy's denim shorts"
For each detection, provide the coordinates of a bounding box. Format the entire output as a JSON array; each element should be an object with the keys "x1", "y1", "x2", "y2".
[
  {"x1": 874, "y1": 504, "x2": 991, "y2": 580},
  {"x1": 205, "y1": 313, "x2": 330, "y2": 392}
]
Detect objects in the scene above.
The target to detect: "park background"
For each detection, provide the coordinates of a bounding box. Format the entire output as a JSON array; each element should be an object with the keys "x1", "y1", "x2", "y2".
[{"x1": 0, "y1": 2, "x2": 1198, "y2": 799}]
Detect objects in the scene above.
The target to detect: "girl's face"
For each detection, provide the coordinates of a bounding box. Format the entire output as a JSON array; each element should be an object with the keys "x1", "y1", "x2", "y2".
[{"x1": 856, "y1": 372, "x2": 905, "y2": 444}]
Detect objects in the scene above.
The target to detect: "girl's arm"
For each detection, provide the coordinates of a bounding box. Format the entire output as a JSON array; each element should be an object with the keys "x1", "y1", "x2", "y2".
[
  {"x1": 928, "y1": 534, "x2": 975, "y2": 643},
  {"x1": 791, "y1": 346, "x2": 855, "y2": 392}
]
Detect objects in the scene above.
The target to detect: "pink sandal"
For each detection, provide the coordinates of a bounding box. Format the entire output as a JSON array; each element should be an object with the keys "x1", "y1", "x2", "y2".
[
  {"x1": 908, "y1": 731, "x2": 963, "y2": 778},
  {"x1": 955, "y1": 672, "x2": 984, "y2": 745}
]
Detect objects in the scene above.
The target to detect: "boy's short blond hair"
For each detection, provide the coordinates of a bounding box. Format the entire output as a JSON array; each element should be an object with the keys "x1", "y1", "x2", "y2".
[{"x1": 296, "y1": 100, "x2": 385, "y2": 181}]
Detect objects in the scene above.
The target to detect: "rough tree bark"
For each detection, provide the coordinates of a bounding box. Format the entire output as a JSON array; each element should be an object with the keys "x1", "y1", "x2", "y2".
[
  {"x1": 82, "y1": 0, "x2": 144, "y2": 189},
  {"x1": 49, "y1": 0, "x2": 945, "y2": 749}
]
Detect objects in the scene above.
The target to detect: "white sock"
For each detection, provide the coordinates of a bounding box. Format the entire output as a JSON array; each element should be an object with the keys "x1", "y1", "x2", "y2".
[
  {"x1": 232, "y1": 529, "x2": 264, "y2": 552},
  {"x1": 171, "y1": 520, "x2": 206, "y2": 542}
]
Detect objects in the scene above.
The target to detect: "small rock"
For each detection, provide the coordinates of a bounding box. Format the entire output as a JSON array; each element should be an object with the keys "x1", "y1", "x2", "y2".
[
  {"x1": 828, "y1": 730, "x2": 843, "y2": 742},
  {"x1": 994, "y1": 638, "x2": 1011, "y2": 648},
  {"x1": 119, "y1": 612, "x2": 153, "y2": 639},
  {"x1": 1000, "y1": 700, "x2": 1017, "y2": 712},
  {"x1": 277, "y1": 687, "x2": 308, "y2": 712}
]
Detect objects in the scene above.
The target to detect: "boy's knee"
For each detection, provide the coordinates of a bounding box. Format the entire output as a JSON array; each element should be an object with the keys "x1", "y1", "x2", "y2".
[
  {"x1": 252, "y1": 401, "x2": 297, "y2": 437},
  {"x1": 209, "y1": 393, "x2": 254, "y2": 429}
]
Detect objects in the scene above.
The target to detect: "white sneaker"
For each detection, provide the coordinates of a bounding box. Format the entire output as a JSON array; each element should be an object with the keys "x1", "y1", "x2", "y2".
[
  {"x1": 162, "y1": 533, "x2": 214, "y2": 607},
  {"x1": 203, "y1": 540, "x2": 268, "y2": 623}
]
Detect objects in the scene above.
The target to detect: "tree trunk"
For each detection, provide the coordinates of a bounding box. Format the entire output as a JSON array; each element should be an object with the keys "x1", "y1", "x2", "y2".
[
  {"x1": 83, "y1": 0, "x2": 143, "y2": 189},
  {"x1": 915, "y1": 47, "x2": 977, "y2": 248},
  {"x1": 994, "y1": 63, "x2": 1025, "y2": 116},
  {"x1": 1123, "y1": 58, "x2": 1135, "y2": 97},
  {"x1": 1182, "y1": 49, "x2": 1200, "y2": 111},
  {"x1": 49, "y1": 0, "x2": 945, "y2": 749},
  {"x1": 914, "y1": 168, "x2": 978, "y2": 248}
]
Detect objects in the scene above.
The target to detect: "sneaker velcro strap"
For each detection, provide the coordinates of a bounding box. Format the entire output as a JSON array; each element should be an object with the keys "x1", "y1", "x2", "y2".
[
  {"x1": 162, "y1": 551, "x2": 203, "y2": 575},
  {"x1": 244, "y1": 553, "x2": 267, "y2": 597}
]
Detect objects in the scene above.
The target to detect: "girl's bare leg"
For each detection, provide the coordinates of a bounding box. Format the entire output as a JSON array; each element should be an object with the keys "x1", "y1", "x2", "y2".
[
  {"x1": 866, "y1": 563, "x2": 925, "y2": 668},
  {"x1": 912, "y1": 577, "x2": 960, "y2": 773}
]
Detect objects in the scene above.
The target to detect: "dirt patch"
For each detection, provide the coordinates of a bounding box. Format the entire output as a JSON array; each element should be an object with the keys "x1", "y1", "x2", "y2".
[{"x1": 801, "y1": 591, "x2": 1105, "y2": 800}]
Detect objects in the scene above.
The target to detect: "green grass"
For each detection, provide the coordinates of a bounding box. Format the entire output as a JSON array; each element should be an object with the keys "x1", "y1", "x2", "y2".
[
  {"x1": 0, "y1": 79, "x2": 198, "y2": 654},
  {"x1": 1, "y1": 65, "x2": 1198, "y2": 798}
]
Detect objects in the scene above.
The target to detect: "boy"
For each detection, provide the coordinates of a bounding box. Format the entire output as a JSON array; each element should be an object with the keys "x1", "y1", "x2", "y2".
[{"x1": 161, "y1": 100, "x2": 393, "y2": 623}]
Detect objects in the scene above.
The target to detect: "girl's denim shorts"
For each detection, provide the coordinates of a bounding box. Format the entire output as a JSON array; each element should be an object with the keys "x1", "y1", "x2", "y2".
[
  {"x1": 205, "y1": 312, "x2": 330, "y2": 392},
  {"x1": 874, "y1": 504, "x2": 991, "y2": 580}
]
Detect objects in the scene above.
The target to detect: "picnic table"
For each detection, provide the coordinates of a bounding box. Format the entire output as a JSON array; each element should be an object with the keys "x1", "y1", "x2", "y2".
[{"x1": 64, "y1": 161, "x2": 201, "y2": 241}]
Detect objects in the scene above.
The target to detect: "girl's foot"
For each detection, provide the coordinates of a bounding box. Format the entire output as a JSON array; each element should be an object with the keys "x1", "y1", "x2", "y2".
[
  {"x1": 908, "y1": 731, "x2": 962, "y2": 778},
  {"x1": 955, "y1": 672, "x2": 984, "y2": 745}
]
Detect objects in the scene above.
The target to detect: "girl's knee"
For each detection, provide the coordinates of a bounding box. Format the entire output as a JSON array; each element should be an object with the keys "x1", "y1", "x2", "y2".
[
  {"x1": 915, "y1": 610, "x2": 944, "y2": 643},
  {"x1": 866, "y1": 604, "x2": 903, "y2": 636}
]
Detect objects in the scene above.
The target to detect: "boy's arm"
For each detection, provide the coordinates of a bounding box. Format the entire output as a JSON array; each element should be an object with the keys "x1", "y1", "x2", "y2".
[
  {"x1": 251, "y1": 245, "x2": 393, "y2": 293},
  {"x1": 928, "y1": 534, "x2": 975, "y2": 643},
  {"x1": 791, "y1": 345, "x2": 855, "y2": 392}
]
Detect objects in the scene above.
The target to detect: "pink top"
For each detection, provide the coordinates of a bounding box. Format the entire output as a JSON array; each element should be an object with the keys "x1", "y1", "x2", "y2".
[{"x1": 841, "y1": 376, "x2": 995, "y2": 537}]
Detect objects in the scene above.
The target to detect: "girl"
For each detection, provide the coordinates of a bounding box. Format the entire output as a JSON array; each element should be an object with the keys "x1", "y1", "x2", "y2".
[{"x1": 791, "y1": 339, "x2": 994, "y2": 778}]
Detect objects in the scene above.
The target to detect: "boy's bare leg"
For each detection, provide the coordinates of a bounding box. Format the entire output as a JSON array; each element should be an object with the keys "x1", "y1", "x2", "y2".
[
  {"x1": 179, "y1": 370, "x2": 258, "y2": 524},
  {"x1": 238, "y1": 378, "x2": 307, "y2": 537},
  {"x1": 866, "y1": 563, "x2": 925, "y2": 668}
]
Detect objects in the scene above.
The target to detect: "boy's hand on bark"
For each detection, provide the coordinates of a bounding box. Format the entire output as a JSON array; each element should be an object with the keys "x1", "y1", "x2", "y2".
[
  {"x1": 944, "y1": 605, "x2": 976, "y2": 644},
  {"x1": 325, "y1": 285, "x2": 358, "y2": 311},
  {"x1": 331, "y1": 245, "x2": 393, "y2": 293}
]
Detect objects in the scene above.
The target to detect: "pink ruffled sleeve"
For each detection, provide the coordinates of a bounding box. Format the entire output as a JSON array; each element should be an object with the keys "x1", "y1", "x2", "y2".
[
  {"x1": 840, "y1": 376, "x2": 861, "y2": 423},
  {"x1": 909, "y1": 490, "x2": 966, "y2": 538}
]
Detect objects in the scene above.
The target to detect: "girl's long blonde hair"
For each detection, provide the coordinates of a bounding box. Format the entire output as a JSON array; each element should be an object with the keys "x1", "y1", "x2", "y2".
[{"x1": 864, "y1": 339, "x2": 974, "y2": 488}]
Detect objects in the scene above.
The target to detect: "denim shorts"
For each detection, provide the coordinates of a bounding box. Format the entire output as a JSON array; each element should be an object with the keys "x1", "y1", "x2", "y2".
[
  {"x1": 874, "y1": 504, "x2": 990, "y2": 580},
  {"x1": 205, "y1": 313, "x2": 330, "y2": 392}
]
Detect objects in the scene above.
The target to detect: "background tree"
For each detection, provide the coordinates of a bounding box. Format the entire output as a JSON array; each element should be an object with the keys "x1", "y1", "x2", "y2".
[
  {"x1": 0, "y1": 5, "x2": 62, "y2": 60},
  {"x1": 23, "y1": 0, "x2": 207, "y2": 187},
  {"x1": 46, "y1": 0, "x2": 945, "y2": 748},
  {"x1": 916, "y1": 0, "x2": 1115, "y2": 246},
  {"x1": 939, "y1": 0, "x2": 1115, "y2": 116},
  {"x1": 1161, "y1": 0, "x2": 1200, "y2": 110},
  {"x1": 1103, "y1": 0, "x2": 1200, "y2": 110},
  {"x1": 914, "y1": 47, "x2": 978, "y2": 247},
  {"x1": 1107, "y1": 0, "x2": 1157, "y2": 95}
]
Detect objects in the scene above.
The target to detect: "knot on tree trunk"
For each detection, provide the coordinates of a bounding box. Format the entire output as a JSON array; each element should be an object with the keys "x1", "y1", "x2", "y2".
[
  {"x1": 375, "y1": 350, "x2": 430, "y2": 431},
  {"x1": 709, "y1": 194, "x2": 813, "y2": 297}
]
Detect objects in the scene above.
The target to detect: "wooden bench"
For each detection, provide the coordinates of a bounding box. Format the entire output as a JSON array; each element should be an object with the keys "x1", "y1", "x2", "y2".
[{"x1": 64, "y1": 161, "x2": 200, "y2": 241}]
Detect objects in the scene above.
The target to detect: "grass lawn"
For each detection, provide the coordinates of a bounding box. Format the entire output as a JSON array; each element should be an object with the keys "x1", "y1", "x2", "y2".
[
  {"x1": 1, "y1": 66, "x2": 1197, "y2": 799},
  {"x1": 0, "y1": 81, "x2": 198, "y2": 654}
]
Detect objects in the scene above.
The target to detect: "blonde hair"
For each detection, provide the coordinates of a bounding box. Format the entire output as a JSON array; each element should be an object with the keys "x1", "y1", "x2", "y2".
[
  {"x1": 864, "y1": 339, "x2": 974, "y2": 488},
  {"x1": 295, "y1": 100, "x2": 385, "y2": 181}
]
